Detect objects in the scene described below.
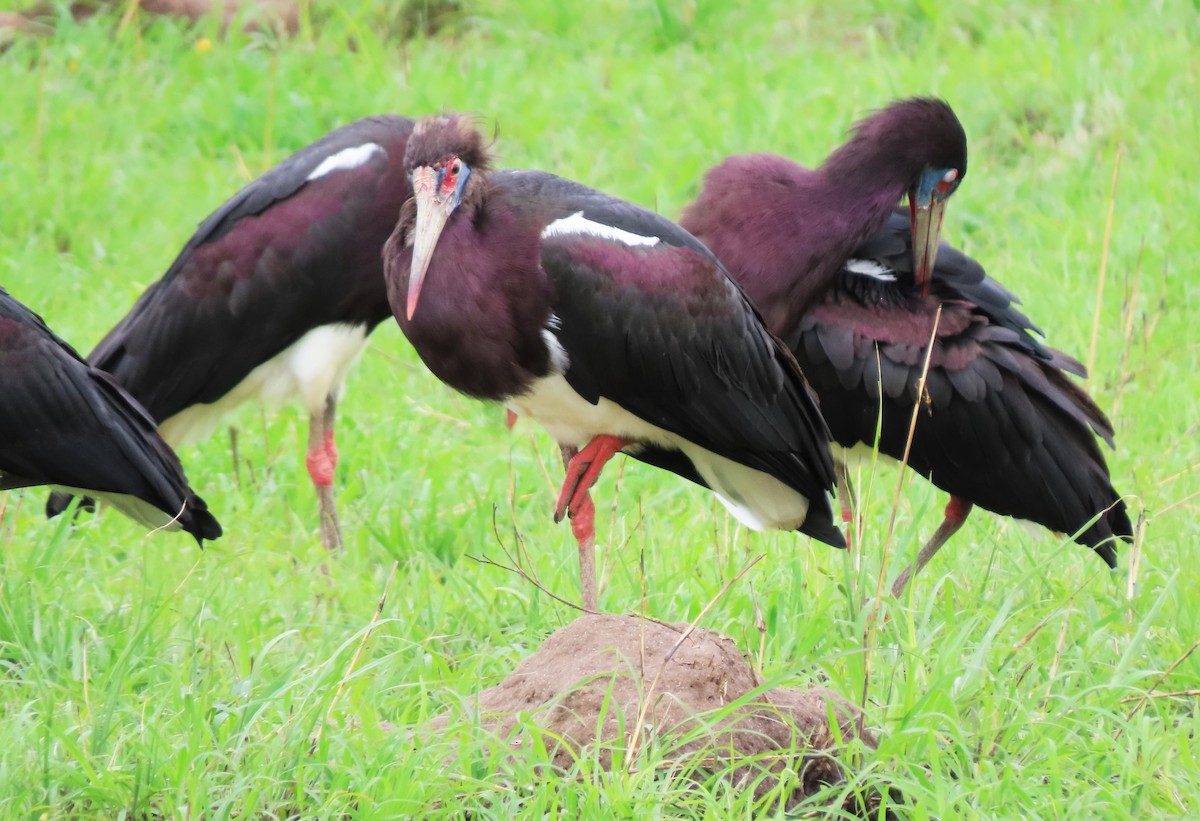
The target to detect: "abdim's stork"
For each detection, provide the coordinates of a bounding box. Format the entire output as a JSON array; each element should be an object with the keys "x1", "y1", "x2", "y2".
[
  {"x1": 383, "y1": 115, "x2": 843, "y2": 612},
  {"x1": 1, "y1": 287, "x2": 221, "y2": 543},
  {"x1": 680, "y1": 98, "x2": 1131, "y2": 593},
  {"x1": 48, "y1": 115, "x2": 415, "y2": 550}
]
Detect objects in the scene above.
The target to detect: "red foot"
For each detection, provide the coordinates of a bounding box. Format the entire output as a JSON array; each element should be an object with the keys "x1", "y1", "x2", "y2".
[
  {"x1": 553, "y1": 435, "x2": 628, "y2": 523},
  {"x1": 570, "y1": 493, "x2": 596, "y2": 545},
  {"x1": 307, "y1": 445, "x2": 335, "y2": 487}
]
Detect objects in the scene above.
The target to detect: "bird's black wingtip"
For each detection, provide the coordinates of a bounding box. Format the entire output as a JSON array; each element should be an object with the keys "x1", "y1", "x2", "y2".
[
  {"x1": 1086, "y1": 499, "x2": 1132, "y2": 569},
  {"x1": 1096, "y1": 542, "x2": 1119, "y2": 570},
  {"x1": 183, "y1": 497, "x2": 223, "y2": 547},
  {"x1": 1105, "y1": 499, "x2": 1135, "y2": 566},
  {"x1": 801, "y1": 516, "x2": 848, "y2": 550}
]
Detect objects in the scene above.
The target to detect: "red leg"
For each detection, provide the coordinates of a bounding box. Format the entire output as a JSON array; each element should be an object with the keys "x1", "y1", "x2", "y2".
[
  {"x1": 553, "y1": 434, "x2": 629, "y2": 523},
  {"x1": 505, "y1": 409, "x2": 519, "y2": 430},
  {"x1": 570, "y1": 493, "x2": 598, "y2": 612},
  {"x1": 835, "y1": 459, "x2": 857, "y2": 552},
  {"x1": 892, "y1": 495, "x2": 973, "y2": 597},
  {"x1": 306, "y1": 437, "x2": 336, "y2": 487},
  {"x1": 307, "y1": 395, "x2": 343, "y2": 552},
  {"x1": 323, "y1": 427, "x2": 338, "y2": 471}
]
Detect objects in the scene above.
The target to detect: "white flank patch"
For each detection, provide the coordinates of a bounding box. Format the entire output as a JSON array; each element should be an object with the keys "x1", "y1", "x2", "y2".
[
  {"x1": 507, "y1": 374, "x2": 813, "y2": 532},
  {"x1": 541, "y1": 211, "x2": 661, "y2": 247},
  {"x1": 49, "y1": 484, "x2": 183, "y2": 532},
  {"x1": 159, "y1": 323, "x2": 369, "y2": 446},
  {"x1": 306, "y1": 143, "x2": 385, "y2": 181},
  {"x1": 844, "y1": 258, "x2": 896, "y2": 282}
]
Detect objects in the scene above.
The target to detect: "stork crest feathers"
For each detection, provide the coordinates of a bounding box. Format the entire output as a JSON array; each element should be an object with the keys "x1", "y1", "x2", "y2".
[{"x1": 406, "y1": 114, "x2": 493, "y2": 172}]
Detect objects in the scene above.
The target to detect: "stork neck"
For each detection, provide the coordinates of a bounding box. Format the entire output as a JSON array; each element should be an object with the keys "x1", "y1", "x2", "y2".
[{"x1": 751, "y1": 174, "x2": 904, "y2": 335}]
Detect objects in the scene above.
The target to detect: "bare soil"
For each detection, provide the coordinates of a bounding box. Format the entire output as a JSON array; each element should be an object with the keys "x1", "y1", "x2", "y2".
[{"x1": 430, "y1": 613, "x2": 889, "y2": 814}]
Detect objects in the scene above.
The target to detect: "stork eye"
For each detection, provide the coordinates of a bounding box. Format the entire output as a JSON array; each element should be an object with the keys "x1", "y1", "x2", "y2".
[
  {"x1": 440, "y1": 159, "x2": 461, "y2": 193},
  {"x1": 936, "y1": 168, "x2": 959, "y2": 194}
]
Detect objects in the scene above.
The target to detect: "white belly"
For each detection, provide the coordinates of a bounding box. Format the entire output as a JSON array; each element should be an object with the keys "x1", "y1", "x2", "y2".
[
  {"x1": 159, "y1": 323, "x2": 369, "y2": 446},
  {"x1": 508, "y1": 374, "x2": 811, "y2": 532}
]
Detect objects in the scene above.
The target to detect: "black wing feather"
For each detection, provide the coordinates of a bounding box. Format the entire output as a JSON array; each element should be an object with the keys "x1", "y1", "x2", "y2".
[
  {"x1": 494, "y1": 171, "x2": 841, "y2": 545},
  {"x1": 0, "y1": 288, "x2": 221, "y2": 543},
  {"x1": 88, "y1": 115, "x2": 415, "y2": 423},
  {"x1": 795, "y1": 218, "x2": 1130, "y2": 562}
]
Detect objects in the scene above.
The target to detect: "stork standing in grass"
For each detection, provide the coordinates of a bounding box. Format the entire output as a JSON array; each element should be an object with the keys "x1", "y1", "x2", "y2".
[
  {"x1": 2, "y1": 286, "x2": 221, "y2": 543},
  {"x1": 383, "y1": 115, "x2": 844, "y2": 612},
  {"x1": 48, "y1": 115, "x2": 415, "y2": 550},
  {"x1": 680, "y1": 98, "x2": 1131, "y2": 594}
]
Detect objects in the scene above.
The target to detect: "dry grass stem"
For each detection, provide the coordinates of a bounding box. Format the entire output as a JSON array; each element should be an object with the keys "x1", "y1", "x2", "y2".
[
  {"x1": 1086, "y1": 146, "x2": 1123, "y2": 385},
  {"x1": 313, "y1": 560, "x2": 399, "y2": 748}
]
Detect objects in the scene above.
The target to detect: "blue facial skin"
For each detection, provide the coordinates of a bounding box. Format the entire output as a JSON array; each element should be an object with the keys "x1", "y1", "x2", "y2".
[
  {"x1": 914, "y1": 166, "x2": 960, "y2": 208},
  {"x1": 438, "y1": 162, "x2": 472, "y2": 210}
]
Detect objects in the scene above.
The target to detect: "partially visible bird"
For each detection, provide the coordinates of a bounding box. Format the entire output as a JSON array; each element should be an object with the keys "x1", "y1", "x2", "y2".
[
  {"x1": 383, "y1": 115, "x2": 844, "y2": 612},
  {"x1": 1, "y1": 287, "x2": 221, "y2": 544},
  {"x1": 48, "y1": 115, "x2": 416, "y2": 550},
  {"x1": 680, "y1": 98, "x2": 1131, "y2": 594}
]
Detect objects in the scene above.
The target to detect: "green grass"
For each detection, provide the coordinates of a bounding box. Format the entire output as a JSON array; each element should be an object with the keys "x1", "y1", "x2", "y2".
[{"x1": 1, "y1": 0, "x2": 1198, "y2": 817}]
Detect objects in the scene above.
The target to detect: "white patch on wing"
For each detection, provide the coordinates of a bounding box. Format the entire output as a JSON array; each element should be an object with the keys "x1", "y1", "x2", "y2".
[
  {"x1": 159, "y1": 323, "x2": 369, "y2": 446},
  {"x1": 507, "y1": 374, "x2": 813, "y2": 532},
  {"x1": 844, "y1": 258, "x2": 896, "y2": 282},
  {"x1": 306, "y1": 143, "x2": 385, "y2": 181},
  {"x1": 541, "y1": 313, "x2": 569, "y2": 373},
  {"x1": 541, "y1": 211, "x2": 661, "y2": 247}
]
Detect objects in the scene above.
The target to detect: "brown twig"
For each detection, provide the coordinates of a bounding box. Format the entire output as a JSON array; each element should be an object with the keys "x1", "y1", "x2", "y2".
[
  {"x1": 998, "y1": 563, "x2": 1108, "y2": 670},
  {"x1": 466, "y1": 505, "x2": 584, "y2": 612},
  {"x1": 1117, "y1": 638, "x2": 1200, "y2": 739},
  {"x1": 1158, "y1": 488, "x2": 1200, "y2": 517},
  {"x1": 1119, "y1": 690, "x2": 1200, "y2": 703},
  {"x1": 1038, "y1": 609, "x2": 1074, "y2": 709}
]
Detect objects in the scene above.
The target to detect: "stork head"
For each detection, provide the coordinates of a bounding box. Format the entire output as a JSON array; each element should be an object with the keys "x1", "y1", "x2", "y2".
[
  {"x1": 402, "y1": 115, "x2": 491, "y2": 320},
  {"x1": 834, "y1": 98, "x2": 968, "y2": 292}
]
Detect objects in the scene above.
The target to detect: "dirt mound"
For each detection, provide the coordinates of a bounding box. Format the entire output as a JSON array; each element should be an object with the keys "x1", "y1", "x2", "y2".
[{"x1": 432, "y1": 614, "x2": 884, "y2": 813}]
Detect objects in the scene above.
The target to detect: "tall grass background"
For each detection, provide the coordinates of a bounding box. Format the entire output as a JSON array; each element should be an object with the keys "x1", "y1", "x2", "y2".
[{"x1": 0, "y1": 1, "x2": 1197, "y2": 817}]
